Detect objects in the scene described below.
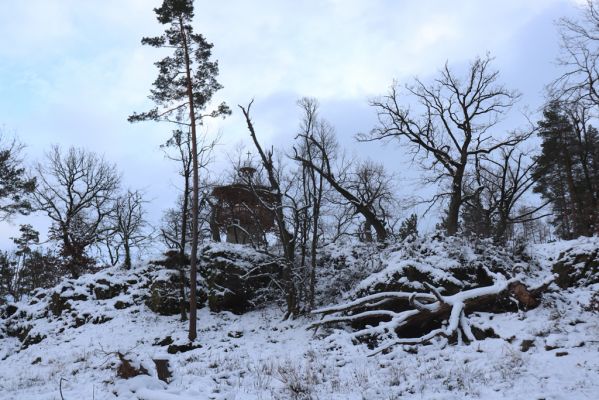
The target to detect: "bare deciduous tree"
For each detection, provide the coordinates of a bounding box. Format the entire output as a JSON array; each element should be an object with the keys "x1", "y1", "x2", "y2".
[
  {"x1": 108, "y1": 189, "x2": 151, "y2": 269},
  {"x1": 161, "y1": 126, "x2": 219, "y2": 321},
  {"x1": 294, "y1": 128, "x2": 390, "y2": 242},
  {"x1": 363, "y1": 55, "x2": 523, "y2": 235},
  {"x1": 462, "y1": 146, "x2": 549, "y2": 243},
  {"x1": 33, "y1": 146, "x2": 120, "y2": 278},
  {"x1": 239, "y1": 100, "x2": 299, "y2": 318},
  {"x1": 295, "y1": 98, "x2": 333, "y2": 309},
  {"x1": 553, "y1": 0, "x2": 599, "y2": 106}
]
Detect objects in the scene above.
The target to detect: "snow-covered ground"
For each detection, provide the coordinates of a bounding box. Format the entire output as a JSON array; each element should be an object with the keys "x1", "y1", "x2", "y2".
[{"x1": 1, "y1": 239, "x2": 598, "y2": 400}]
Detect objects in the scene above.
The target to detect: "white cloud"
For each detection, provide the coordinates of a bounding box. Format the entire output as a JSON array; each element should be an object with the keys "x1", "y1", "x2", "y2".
[{"x1": 0, "y1": 0, "x2": 580, "y2": 246}]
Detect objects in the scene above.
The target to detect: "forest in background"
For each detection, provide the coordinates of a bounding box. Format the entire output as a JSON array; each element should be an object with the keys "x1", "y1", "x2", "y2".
[{"x1": 1, "y1": 0, "x2": 599, "y2": 339}]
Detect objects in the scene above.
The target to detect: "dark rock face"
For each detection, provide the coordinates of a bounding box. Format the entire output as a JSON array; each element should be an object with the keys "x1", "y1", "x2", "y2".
[
  {"x1": 93, "y1": 279, "x2": 125, "y2": 300},
  {"x1": 199, "y1": 244, "x2": 281, "y2": 314},
  {"x1": 21, "y1": 332, "x2": 45, "y2": 349},
  {"x1": 4, "y1": 304, "x2": 18, "y2": 318},
  {"x1": 114, "y1": 300, "x2": 132, "y2": 310},
  {"x1": 49, "y1": 292, "x2": 72, "y2": 316},
  {"x1": 145, "y1": 271, "x2": 181, "y2": 316},
  {"x1": 553, "y1": 247, "x2": 599, "y2": 289},
  {"x1": 167, "y1": 342, "x2": 202, "y2": 354}
]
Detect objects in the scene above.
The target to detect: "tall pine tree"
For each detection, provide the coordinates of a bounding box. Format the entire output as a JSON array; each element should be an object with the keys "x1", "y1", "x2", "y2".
[
  {"x1": 533, "y1": 101, "x2": 599, "y2": 238},
  {"x1": 129, "y1": 0, "x2": 229, "y2": 341},
  {"x1": 0, "y1": 135, "x2": 35, "y2": 221}
]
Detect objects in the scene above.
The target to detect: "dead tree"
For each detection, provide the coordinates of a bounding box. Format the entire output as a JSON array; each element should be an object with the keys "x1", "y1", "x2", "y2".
[
  {"x1": 293, "y1": 131, "x2": 389, "y2": 243},
  {"x1": 363, "y1": 55, "x2": 523, "y2": 236},
  {"x1": 33, "y1": 146, "x2": 120, "y2": 278},
  {"x1": 239, "y1": 100, "x2": 299, "y2": 318},
  {"x1": 311, "y1": 268, "x2": 552, "y2": 355}
]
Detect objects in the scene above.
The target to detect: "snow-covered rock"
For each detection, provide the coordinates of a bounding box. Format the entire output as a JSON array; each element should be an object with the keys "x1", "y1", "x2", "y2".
[{"x1": 0, "y1": 237, "x2": 598, "y2": 399}]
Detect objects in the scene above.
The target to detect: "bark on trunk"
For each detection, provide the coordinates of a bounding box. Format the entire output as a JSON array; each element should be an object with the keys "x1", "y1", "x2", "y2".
[
  {"x1": 180, "y1": 17, "x2": 199, "y2": 342},
  {"x1": 445, "y1": 180, "x2": 463, "y2": 236},
  {"x1": 178, "y1": 168, "x2": 190, "y2": 322},
  {"x1": 123, "y1": 240, "x2": 131, "y2": 269}
]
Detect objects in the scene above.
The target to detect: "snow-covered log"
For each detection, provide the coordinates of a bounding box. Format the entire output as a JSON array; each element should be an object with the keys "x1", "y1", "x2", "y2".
[{"x1": 310, "y1": 268, "x2": 552, "y2": 355}]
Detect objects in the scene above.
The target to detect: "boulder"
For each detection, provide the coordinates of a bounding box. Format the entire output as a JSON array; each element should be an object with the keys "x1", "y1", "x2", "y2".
[
  {"x1": 145, "y1": 270, "x2": 181, "y2": 316},
  {"x1": 49, "y1": 292, "x2": 72, "y2": 316},
  {"x1": 200, "y1": 243, "x2": 281, "y2": 314},
  {"x1": 552, "y1": 247, "x2": 599, "y2": 289},
  {"x1": 93, "y1": 279, "x2": 125, "y2": 300}
]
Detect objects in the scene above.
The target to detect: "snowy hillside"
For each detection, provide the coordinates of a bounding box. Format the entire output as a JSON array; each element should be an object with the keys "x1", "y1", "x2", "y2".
[{"x1": 1, "y1": 238, "x2": 598, "y2": 400}]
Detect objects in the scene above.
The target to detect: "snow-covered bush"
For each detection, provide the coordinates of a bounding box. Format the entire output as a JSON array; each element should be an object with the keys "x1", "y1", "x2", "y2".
[{"x1": 316, "y1": 241, "x2": 387, "y2": 306}]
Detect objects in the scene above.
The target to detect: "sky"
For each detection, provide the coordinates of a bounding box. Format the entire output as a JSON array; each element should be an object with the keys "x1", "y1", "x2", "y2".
[{"x1": 0, "y1": 0, "x2": 584, "y2": 248}]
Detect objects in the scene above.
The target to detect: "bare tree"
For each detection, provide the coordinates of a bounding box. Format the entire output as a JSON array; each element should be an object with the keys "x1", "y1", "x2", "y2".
[
  {"x1": 239, "y1": 101, "x2": 299, "y2": 318},
  {"x1": 553, "y1": 0, "x2": 599, "y2": 106},
  {"x1": 161, "y1": 126, "x2": 219, "y2": 321},
  {"x1": 162, "y1": 127, "x2": 220, "y2": 251},
  {"x1": 349, "y1": 160, "x2": 397, "y2": 242},
  {"x1": 295, "y1": 98, "x2": 333, "y2": 309},
  {"x1": 462, "y1": 147, "x2": 549, "y2": 243},
  {"x1": 33, "y1": 146, "x2": 120, "y2": 278},
  {"x1": 363, "y1": 55, "x2": 523, "y2": 235},
  {"x1": 108, "y1": 189, "x2": 151, "y2": 269},
  {"x1": 294, "y1": 129, "x2": 390, "y2": 242}
]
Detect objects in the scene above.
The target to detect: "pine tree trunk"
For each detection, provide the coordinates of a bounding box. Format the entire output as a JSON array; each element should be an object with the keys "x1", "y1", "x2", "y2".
[
  {"x1": 563, "y1": 147, "x2": 585, "y2": 236},
  {"x1": 179, "y1": 167, "x2": 190, "y2": 322},
  {"x1": 180, "y1": 17, "x2": 199, "y2": 342}
]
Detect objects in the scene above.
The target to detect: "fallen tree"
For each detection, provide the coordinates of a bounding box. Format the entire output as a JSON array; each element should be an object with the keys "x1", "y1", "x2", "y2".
[{"x1": 310, "y1": 267, "x2": 553, "y2": 355}]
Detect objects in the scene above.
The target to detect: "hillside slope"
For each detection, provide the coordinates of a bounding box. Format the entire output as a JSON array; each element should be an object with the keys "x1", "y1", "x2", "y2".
[{"x1": 1, "y1": 238, "x2": 598, "y2": 400}]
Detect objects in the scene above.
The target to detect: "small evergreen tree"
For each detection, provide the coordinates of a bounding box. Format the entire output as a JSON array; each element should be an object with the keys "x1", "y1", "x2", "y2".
[
  {"x1": 398, "y1": 213, "x2": 418, "y2": 241},
  {"x1": 0, "y1": 135, "x2": 36, "y2": 220}
]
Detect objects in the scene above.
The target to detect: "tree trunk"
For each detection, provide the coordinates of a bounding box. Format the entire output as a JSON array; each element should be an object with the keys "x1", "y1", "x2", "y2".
[
  {"x1": 123, "y1": 240, "x2": 131, "y2": 269},
  {"x1": 62, "y1": 230, "x2": 80, "y2": 279},
  {"x1": 209, "y1": 207, "x2": 220, "y2": 242},
  {"x1": 240, "y1": 103, "x2": 298, "y2": 317},
  {"x1": 309, "y1": 173, "x2": 322, "y2": 310},
  {"x1": 311, "y1": 276, "x2": 550, "y2": 355},
  {"x1": 180, "y1": 17, "x2": 199, "y2": 342},
  {"x1": 445, "y1": 167, "x2": 465, "y2": 236},
  {"x1": 178, "y1": 167, "x2": 191, "y2": 322}
]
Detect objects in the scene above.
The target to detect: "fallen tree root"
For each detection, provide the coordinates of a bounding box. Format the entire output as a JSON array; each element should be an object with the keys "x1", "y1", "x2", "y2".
[{"x1": 310, "y1": 269, "x2": 553, "y2": 355}]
